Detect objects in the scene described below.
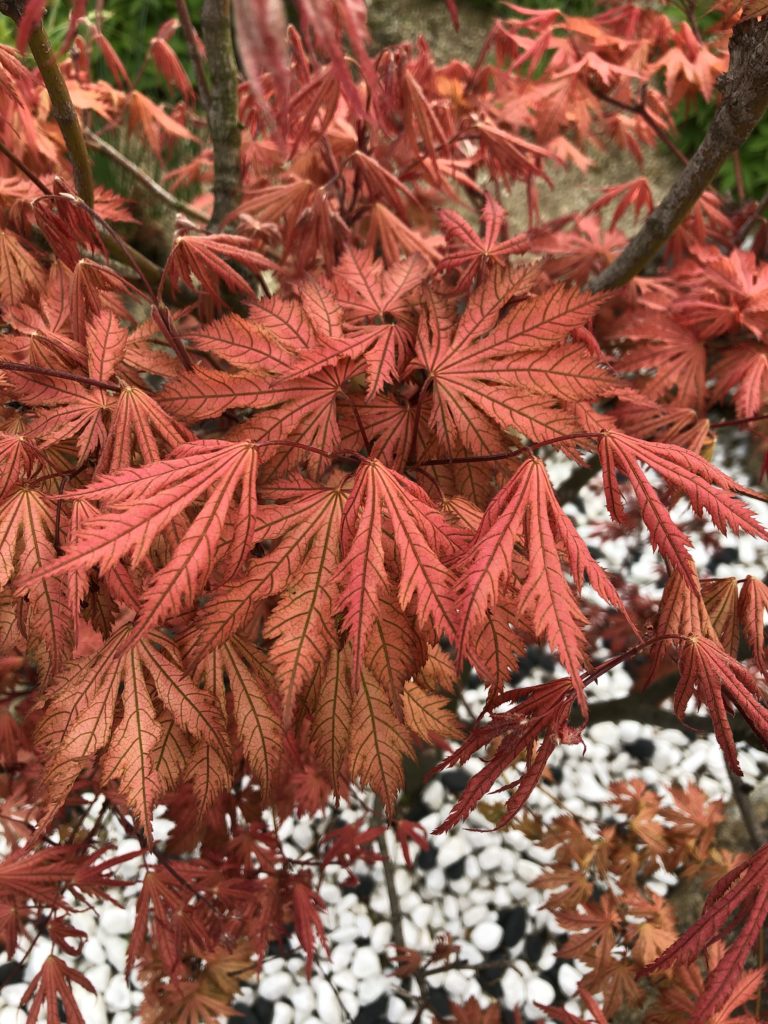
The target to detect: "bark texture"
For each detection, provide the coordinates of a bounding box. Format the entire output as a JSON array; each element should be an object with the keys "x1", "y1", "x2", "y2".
[
  {"x1": 591, "y1": 16, "x2": 768, "y2": 292},
  {"x1": 201, "y1": 0, "x2": 242, "y2": 229}
]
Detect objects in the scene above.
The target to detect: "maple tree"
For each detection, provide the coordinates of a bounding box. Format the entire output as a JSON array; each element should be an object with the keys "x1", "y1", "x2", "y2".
[{"x1": 0, "y1": 0, "x2": 766, "y2": 1020}]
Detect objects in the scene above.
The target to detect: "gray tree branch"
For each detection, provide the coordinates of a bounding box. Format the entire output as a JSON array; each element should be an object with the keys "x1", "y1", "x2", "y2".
[
  {"x1": 201, "y1": 0, "x2": 241, "y2": 229},
  {"x1": 590, "y1": 16, "x2": 768, "y2": 293}
]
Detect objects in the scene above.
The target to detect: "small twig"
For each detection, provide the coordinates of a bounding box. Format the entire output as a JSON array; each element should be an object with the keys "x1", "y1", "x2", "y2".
[
  {"x1": 175, "y1": 0, "x2": 210, "y2": 109},
  {"x1": 736, "y1": 187, "x2": 768, "y2": 245},
  {"x1": 0, "y1": 360, "x2": 122, "y2": 392},
  {"x1": 84, "y1": 130, "x2": 207, "y2": 223},
  {"x1": 372, "y1": 796, "x2": 431, "y2": 1012},
  {"x1": 345, "y1": 396, "x2": 372, "y2": 452},
  {"x1": 0, "y1": 137, "x2": 51, "y2": 195},
  {"x1": 600, "y1": 91, "x2": 689, "y2": 167},
  {"x1": 712, "y1": 411, "x2": 768, "y2": 430},
  {"x1": 728, "y1": 770, "x2": 763, "y2": 852},
  {"x1": 412, "y1": 431, "x2": 600, "y2": 469}
]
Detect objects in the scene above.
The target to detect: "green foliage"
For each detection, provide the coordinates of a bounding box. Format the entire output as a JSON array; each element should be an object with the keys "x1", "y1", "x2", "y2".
[{"x1": 0, "y1": 0, "x2": 203, "y2": 95}]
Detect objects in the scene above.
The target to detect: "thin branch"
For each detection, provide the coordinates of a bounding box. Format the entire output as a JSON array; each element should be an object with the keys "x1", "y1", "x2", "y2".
[
  {"x1": 735, "y1": 187, "x2": 768, "y2": 246},
  {"x1": 201, "y1": 0, "x2": 241, "y2": 228},
  {"x1": 175, "y1": 0, "x2": 210, "y2": 109},
  {"x1": 728, "y1": 771, "x2": 763, "y2": 852},
  {"x1": 590, "y1": 17, "x2": 768, "y2": 292},
  {"x1": 0, "y1": 360, "x2": 122, "y2": 392},
  {"x1": 0, "y1": 137, "x2": 51, "y2": 195},
  {"x1": 84, "y1": 130, "x2": 208, "y2": 223},
  {"x1": 372, "y1": 797, "x2": 431, "y2": 1012},
  {"x1": 600, "y1": 90, "x2": 689, "y2": 167},
  {"x1": 413, "y1": 431, "x2": 600, "y2": 469},
  {"x1": 0, "y1": 2, "x2": 96, "y2": 207},
  {"x1": 712, "y1": 411, "x2": 768, "y2": 430}
]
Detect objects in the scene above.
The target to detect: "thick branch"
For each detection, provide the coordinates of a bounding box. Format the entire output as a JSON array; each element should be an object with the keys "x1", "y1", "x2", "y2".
[
  {"x1": 590, "y1": 17, "x2": 768, "y2": 292},
  {"x1": 200, "y1": 0, "x2": 241, "y2": 228}
]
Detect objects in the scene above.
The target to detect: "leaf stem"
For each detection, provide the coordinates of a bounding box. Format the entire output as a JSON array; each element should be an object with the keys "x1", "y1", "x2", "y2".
[
  {"x1": 413, "y1": 431, "x2": 600, "y2": 469},
  {"x1": 712, "y1": 411, "x2": 768, "y2": 430},
  {"x1": 0, "y1": 138, "x2": 51, "y2": 195},
  {"x1": 0, "y1": 360, "x2": 122, "y2": 392}
]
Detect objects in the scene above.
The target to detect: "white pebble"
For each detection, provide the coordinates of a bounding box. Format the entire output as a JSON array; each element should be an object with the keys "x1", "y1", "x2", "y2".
[
  {"x1": 368, "y1": 891, "x2": 390, "y2": 916},
  {"x1": 292, "y1": 820, "x2": 314, "y2": 850},
  {"x1": 259, "y1": 972, "x2": 293, "y2": 1002},
  {"x1": 442, "y1": 894, "x2": 461, "y2": 923},
  {"x1": 575, "y1": 774, "x2": 613, "y2": 804},
  {"x1": 104, "y1": 974, "x2": 132, "y2": 1012},
  {"x1": 358, "y1": 975, "x2": 388, "y2": 1004},
  {"x1": 449, "y1": 876, "x2": 472, "y2": 895},
  {"x1": 0, "y1": 1009, "x2": 27, "y2": 1024},
  {"x1": 527, "y1": 844, "x2": 557, "y2": 866},
  {"x1": 98, "y1": 906, "x2": 134, "y2": 936},
  {"x1": 289, "y1": 985, "x2": 315, "y2": 1014},
  {"x1": 387, "y1": 995, "x2": 410, "y2": 1022},
  {"x1": 351, "y1": 946, "x2": 382, "y2": 980},
  {"x1": 558, "y1": 962, "x2": 583, "y2": 998},
  {"x1": 371, "y1": 921, "x2": 393, "y2": 953},
  {"x1": 272, "y1": 1003, "x2": 294, "y2": 1024},
  {"x1": 501, "y1": 968, "x2": 526, "y2": 1007},
  {"x1": 411, "y1": 902, "x2": 435, "y2": 929},
  {"x1": 470, "y1": 921, "x2": 504, "y2": 953},
  {"x1": 424, "y1": 868, "x2": 446, "y2": 895},
  {"x1": 328, "y1": 925, "x2": 359, "y2": 944},
  {"x1": 587, "y1": 721, "x2": 620, "y2": 747},
  {"x1": 331, "y1": 969, "x2": 357, "y2": 992},
  {"x1": 330, "y1": 943, "x2": 354, "y2": 970},
  {"x1": 652, "y1": 743, "x2": 680, "y2": 773},
  {"x1": 0, "y1": 987, "x2": 27, "y2": 1009},
  {"x1": 421, "y1": 779, "x2": 445, "y2": 811},
  {"x1": 318, "y1": 882, "x2": 341, "y2": 905},
  {"x1": 445, "y1": 969, "x2": 474, "y2": 997},
  {"x1": 436, "y1": 835, "x2": 468, "y2": 868},
  {"x1": 516, "y1": 859, "x2": 542, "y2": 883},
  {"x1": 477, "y1": 846, "x2": 503, "y2": 872},
  {"x1": 525, "y1": 977, "x2": 556, "y2": 1011},
  {"x1": 84, "y1": 964, "x2": 112, "y2": 992},
  {"x1": 103, "y1": 936, "x2": 128, "y2": 972},
  {"x1": 338, "y1": 990, "x2": 359, "y2": 1017},
  {"x1": 401, "y1": 919, "x2": 427, "y2": 949},
  {"x1": 457, "y1": 940, "x2": 483, "y2": 965},
  {"x1": 312, "y1": 979, "x2": 343, "y2": 1024},
  {"x1": 394, "y1": 868, "x2": 412, "y2": 897},
  {"x1": 72, "y1": 990, "x2": 107, "y2": 1024},
  {"x1": 82, "y1": 937, "x2": 107, "y2": 965},
  {"x1": 463, "y1": 904, "x2": 491, "y2": 928},
  {"x1": 618, "y1": 720, "x2": 642, "y2": 744}
]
